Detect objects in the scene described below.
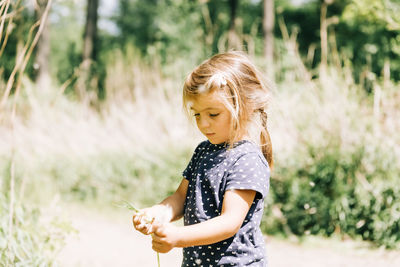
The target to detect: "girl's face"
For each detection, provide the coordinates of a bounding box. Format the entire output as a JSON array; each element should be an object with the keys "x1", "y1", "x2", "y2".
[{"x1": 190, "y1": 91, "x2": 233, "y2": 145}]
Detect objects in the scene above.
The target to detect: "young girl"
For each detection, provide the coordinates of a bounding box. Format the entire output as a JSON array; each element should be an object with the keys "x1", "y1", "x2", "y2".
[{"x1": 133, "y1": 51, "x2": 273, "y2": 267}]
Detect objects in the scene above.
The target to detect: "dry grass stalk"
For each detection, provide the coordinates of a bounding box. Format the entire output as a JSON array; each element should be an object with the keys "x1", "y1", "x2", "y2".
[
  {"x1": 0, "y1": 2, "x2": 24, "y2": 58},
  {"x1": 0, "y1": 0, "x2": 52, "y2": 111},
  {"x1": 118, "y1": 201, "x2": 161, "y2": 267},
  {"x1": 277, "y1": 15, "x2": 314, "y2": 85},
  {"x1": 0, "y1": 0, "x2": 11, "y2": 41},
  {"x1": 0, "y1": 0, "x2": 53, "y2": 257}
]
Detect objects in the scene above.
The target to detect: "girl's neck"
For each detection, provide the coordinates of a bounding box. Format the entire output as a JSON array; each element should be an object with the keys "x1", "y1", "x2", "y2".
[{"x1": 231, "y1": 132, "x2": 251, "y2": 143}]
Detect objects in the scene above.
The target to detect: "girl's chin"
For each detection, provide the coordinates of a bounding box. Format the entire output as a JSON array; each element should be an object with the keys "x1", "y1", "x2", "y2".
[
  {"x1": 206, "y1": 137, "x2": 217, "y2": 144},
  {"x1": 207, "y1": 138, "x2": 227, "y2": 145}
]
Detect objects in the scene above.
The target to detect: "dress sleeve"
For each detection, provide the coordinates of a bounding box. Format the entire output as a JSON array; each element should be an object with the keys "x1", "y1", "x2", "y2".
[
  {"x1": 182, "y1": 141, "x2": 205, "y2": 182},
  {"x1": 225, "y1": 152, "x2": 270, "y2": 199}
]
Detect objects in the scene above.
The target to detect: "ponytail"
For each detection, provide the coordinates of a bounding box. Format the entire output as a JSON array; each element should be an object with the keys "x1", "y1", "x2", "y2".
[{"x1": 259, "y1": 109, "x2": 273, "y2": 169}]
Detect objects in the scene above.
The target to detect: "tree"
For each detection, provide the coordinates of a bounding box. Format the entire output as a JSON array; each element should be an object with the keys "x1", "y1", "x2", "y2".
[
  {"x1": 34, "y1": 0, "x2": 51, "y2": 91},
  {"x1": 228, "y1": 0, "x2": 241, "y2": 50},
  {"x1": 319, "y1": 0, "x2": 336, "y2": 79},
  {"x1": 78, "y1": 0, "x2": 99, "y2": 101},
  {"x1": 83, "y1": 0, "x2": 98, "y2": 64},
  {"x1": 263, "y1": 0, "x2": 274, "y2": 79},
  {"x1": 341, "y1": 0, "x2": 400, "y2": 83}
]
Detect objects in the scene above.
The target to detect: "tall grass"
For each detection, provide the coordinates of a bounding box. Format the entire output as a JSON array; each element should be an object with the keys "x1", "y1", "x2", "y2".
[
  {"x1": 263, "y1": 47, "x2": 400, "y2": 247},
  {"x1": 0, "y1": 1, "x2": 74, "y2": 265},
  {"x1": 1, "y1": 4, "x2": 400, "y2": 260},
  {"x1": 2, "y1": 48, "x2": 399, "y2": 249},
  {"x1": 0, "y1": 46, "x2": 200, "y2": 205}
]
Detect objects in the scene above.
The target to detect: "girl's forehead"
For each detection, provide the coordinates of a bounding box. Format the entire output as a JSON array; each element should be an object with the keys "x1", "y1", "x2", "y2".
[{"x1": 189, "y1": 91, "x2": 227, "y2": 111}]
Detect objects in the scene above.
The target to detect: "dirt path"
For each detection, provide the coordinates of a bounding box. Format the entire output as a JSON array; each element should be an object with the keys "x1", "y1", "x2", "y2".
[
  {"x1": 57, "y1": 205, "x2": 182, "y2": 267},
  {"x1": 57, "y1": 205, "x2": 400, "y2": 267}
]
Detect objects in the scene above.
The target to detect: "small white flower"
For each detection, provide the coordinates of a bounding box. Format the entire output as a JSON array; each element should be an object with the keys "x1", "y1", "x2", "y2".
[
  {"x1": 211, "y1": 73, "x2": 227, "y2": 86},
  {"x1": 198, "y1": 84, "x2": 207, "y2": 93}
]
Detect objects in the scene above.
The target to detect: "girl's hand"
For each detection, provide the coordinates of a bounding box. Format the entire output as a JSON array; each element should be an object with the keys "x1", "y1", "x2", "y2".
[
  {"x1": 151, "y1": 222, "x2": 180, "y2": 253},
  {"x1": 132, "y1": 205, "x2": 173, "y2": 235},
  {"x1": 132, "y1": 209, "x2": 155, "y2": 235}
]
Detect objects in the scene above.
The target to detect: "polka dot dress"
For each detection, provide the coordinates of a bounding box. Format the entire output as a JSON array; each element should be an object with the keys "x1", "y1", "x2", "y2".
[{"x1": 182, "y1": 140, "x2": 270, "y2": 267}]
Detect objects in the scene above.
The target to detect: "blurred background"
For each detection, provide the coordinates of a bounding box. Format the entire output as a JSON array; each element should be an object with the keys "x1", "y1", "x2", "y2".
[{"x1": 1, "y1": 0, "x2": 400, "y2": 266}]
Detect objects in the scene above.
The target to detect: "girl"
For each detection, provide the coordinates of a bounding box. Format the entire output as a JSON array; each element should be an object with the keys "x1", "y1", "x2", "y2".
[{"x1": 133, "y1": 51, "x2": 273, "y2": 267}]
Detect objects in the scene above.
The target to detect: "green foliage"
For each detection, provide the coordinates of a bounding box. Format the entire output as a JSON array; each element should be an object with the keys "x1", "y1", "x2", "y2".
[
  {"x1": 3, "y1": 0, "x2": 399, "y2": 93},
  {"x1": 49, "y1": 1, "x2": 85, "y2": 92},
  {"x1": 277, "y1": 1, "x2": 321, "y2": 60},
  {"x1": 338, "y1": 0, "x2": 400, "y2": 83},
  {"x1": 277, "y1": 0, "x2": 400, "y2": 84},
  {"x1": 113, "y1": 0, "x2": 205, "y2": 66},
  {"x1": 342, "y1": 0, "x2": 400, "y2": 31},
  {"x1": 0, "y1": 194, "x2": 72, "y2": 266},
  {"x1": 0, "y1": 2, "x2": 36, "y2": 82},
  {"x1": 13, "y1": 147, "x2": 192, "y2": 207},
  {"x1": 263, "y1": 141, "x2": 400, "y2": 248},
  {"x1": 4, "y1": 0, "x2": 398, "y2": 95},
  {"x1": 0, "y1": 145, "x2": 191, "y2": 265}
]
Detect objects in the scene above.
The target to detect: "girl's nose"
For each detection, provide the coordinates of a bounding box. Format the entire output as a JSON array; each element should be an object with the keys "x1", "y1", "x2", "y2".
[{"x1": 198, "y1": 116, "x2": 210, "y2": 128}]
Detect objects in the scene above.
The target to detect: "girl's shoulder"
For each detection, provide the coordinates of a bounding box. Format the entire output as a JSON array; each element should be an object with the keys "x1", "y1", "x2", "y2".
[
  {"x1": 228, "y1": 140, "x2": 269, "y2": 168},
  {"x1": 192, "y1": 140, "x2": 268, "y2": 168}
]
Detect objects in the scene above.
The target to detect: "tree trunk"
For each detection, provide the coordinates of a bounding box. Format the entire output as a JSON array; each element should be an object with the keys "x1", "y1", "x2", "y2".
[
  {"x1": 78, "y1": 0, "x2": 99, "y2": 101},
  {"x1": 34, "y1": 0, "x2": 51, "y2": 91},
  {"x1": 83, "y1": 0, "x2": 98, "y2": 64},
  {"x1": 320, "y1": 0, "x2": 328, "y2": 78},
  {"x1": 228, "y1": 0, "x2": 240, "y2": 50},
  {"x1": 263, "y1": 0, "x2": 274, "y2": 80},
  {"x1": 383, "y1": 58, "x2": 390, "y2": 89}
]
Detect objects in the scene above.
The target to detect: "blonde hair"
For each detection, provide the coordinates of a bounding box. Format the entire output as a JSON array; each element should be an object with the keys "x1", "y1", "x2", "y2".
[{"x1": 183, "y1": 51, "x2": 273, "y2": 168}]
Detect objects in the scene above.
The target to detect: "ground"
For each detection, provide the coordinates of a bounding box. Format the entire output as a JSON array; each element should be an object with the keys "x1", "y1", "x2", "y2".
[{"x1": 56, "y1": 204, "x2": 400, "y2": 267}]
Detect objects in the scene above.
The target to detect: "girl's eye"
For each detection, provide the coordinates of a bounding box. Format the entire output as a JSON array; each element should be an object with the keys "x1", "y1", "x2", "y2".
[
  {"x1": 209, "y1": 113, "x2": 220, "y2": 117},
  {"x1": 193, "y1": 113, "x2": 200, "y2": 118}
]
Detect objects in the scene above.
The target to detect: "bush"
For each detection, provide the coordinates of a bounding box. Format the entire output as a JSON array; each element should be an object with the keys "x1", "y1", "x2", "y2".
[
  {"x1": 263, "y1": 141, "x2": 400, "y2": 248},
  {"x1": 0, "y1": 194, "x2": 72, "y2": 266},
  {"x1": 11, "y1": 146, "x2": 193, "y2": 207}
]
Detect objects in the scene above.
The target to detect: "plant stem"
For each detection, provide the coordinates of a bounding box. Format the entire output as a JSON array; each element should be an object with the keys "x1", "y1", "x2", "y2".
[{"x1": 118, "y1": 201, "x2": 161, "y2": 267}]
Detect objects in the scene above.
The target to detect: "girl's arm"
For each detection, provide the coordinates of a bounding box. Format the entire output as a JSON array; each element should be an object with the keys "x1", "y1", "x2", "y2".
[
  {"x1": 133, "y1": 178, "x2": 188, "y2": 234},
  {"x1": 155, "y1": 178, "x2": 189, "y2": 222},
  {"x1": 151, "y1": 189, "x2": 256, "y2": 253}
]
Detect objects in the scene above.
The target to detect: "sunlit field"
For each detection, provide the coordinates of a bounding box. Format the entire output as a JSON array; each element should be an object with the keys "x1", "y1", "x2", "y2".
[
  {"x1": 2, "y1": 53, "x2": 400, "y2": 264},
  {"x1": 1, "y1": 0, "x2": 400, "y2": 265}
]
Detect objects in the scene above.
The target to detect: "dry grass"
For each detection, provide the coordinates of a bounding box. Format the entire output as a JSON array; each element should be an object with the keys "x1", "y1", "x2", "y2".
[
  {"x1": 1, "y1": 47, "x2": 399, "y2": 190},
  {"x1": 269, "y1": 65, "x2": 400, "y2": 169}
]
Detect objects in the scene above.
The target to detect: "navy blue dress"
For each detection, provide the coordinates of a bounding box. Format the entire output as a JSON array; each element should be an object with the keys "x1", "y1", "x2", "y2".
[{"x1": 182, "y1": 140, "x2": 270, "y2": 267}]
